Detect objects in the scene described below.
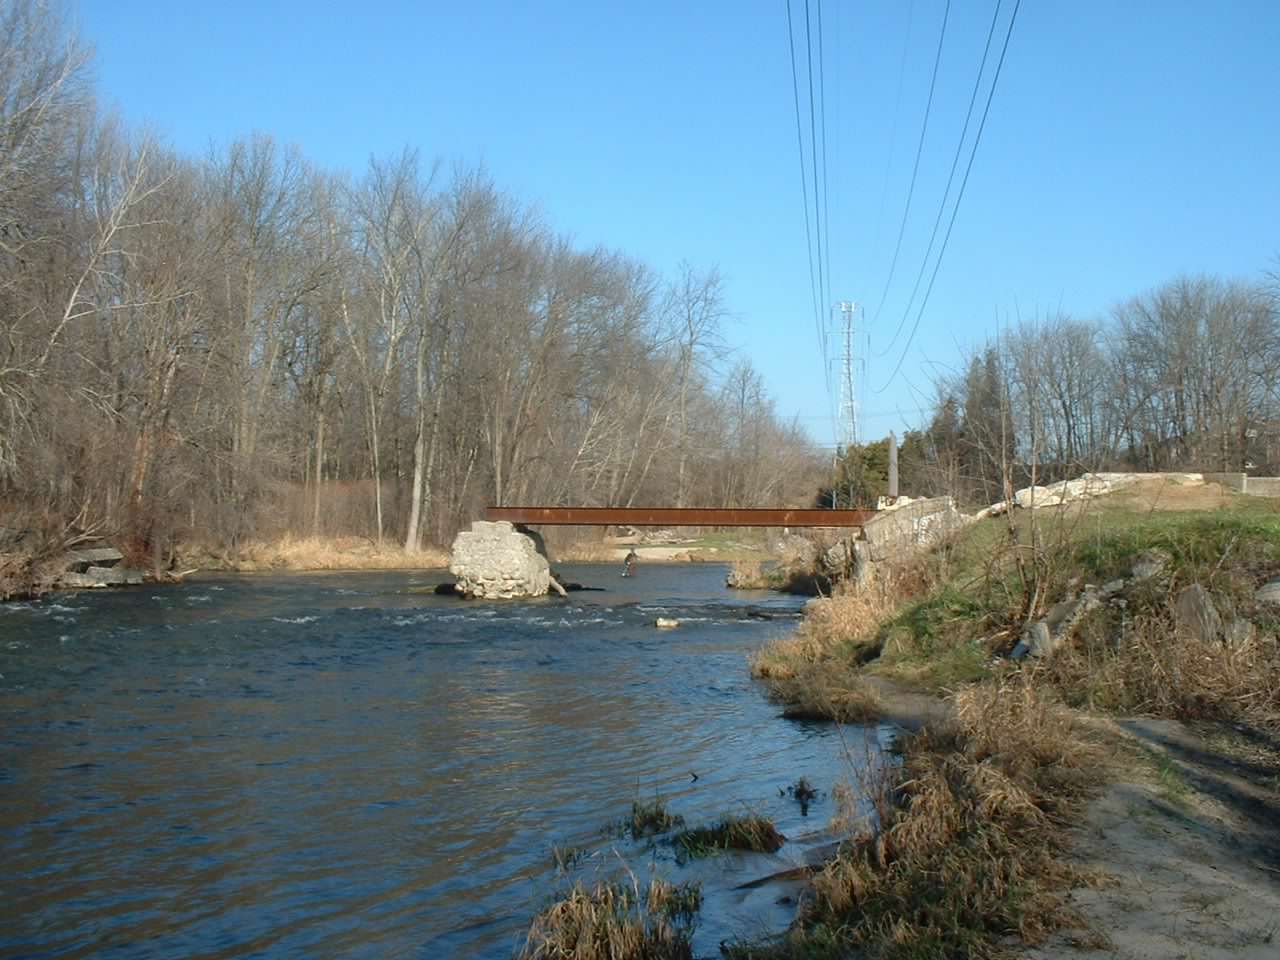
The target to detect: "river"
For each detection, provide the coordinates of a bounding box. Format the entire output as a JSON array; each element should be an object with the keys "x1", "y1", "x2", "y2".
[{"x1": 0, "y1": 564, "x2": 882, "y2": 958}]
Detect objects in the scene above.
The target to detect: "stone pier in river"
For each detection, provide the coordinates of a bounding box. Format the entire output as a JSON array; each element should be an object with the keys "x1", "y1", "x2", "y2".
[{"x1": 448, "y1": 520, "x2": 552, "y2": 599}]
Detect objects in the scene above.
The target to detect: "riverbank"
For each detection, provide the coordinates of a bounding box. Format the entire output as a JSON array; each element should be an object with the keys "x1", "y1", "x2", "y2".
[
  {"x1": 3, "y1": 526, "x2": 785, "y2": 599},
  {"x1": 180, "y1": 535, "x2": 449, "y2": 572},
  {"x1": 738, "y1": 489, "x2": 1280, "y2": 957}
]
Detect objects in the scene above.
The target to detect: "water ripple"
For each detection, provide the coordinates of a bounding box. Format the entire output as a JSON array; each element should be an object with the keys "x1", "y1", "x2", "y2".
[{"x1": 0, "y1": 565, "x2": 873, "y2": 958}]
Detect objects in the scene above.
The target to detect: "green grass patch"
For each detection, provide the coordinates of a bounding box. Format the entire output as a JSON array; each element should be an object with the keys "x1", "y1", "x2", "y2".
[
  {"x1": 856, "y1": 584, "x2": 998, "y2": 690},
  {"x1": 1077, "y1": 509, "x2": 1280, "y2": 586},
  {"x1": 866, "y1": 637, "x2": 993, "y2": 692},
  {"x1": 877, "y1": 586, "x2": 993, "y2": 658}
]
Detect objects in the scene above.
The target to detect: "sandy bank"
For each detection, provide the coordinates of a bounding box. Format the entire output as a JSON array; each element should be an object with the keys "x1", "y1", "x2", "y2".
[{"x1": 1031, "y1": 718, "x2": 1280, "y2": 959}]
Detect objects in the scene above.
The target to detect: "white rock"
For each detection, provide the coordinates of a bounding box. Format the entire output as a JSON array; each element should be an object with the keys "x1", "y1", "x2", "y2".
[
  {"x1": 449, "y1": 521, "x2": 551, "y2": 599},
  {"x1": 655, "y1": 617, "x2": 680, "y2": 629}
]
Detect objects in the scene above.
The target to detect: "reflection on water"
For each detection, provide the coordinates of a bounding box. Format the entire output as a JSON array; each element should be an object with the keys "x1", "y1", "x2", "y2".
[{"x1": 0, "y1": 565, "x2": 879, "y2": 958}]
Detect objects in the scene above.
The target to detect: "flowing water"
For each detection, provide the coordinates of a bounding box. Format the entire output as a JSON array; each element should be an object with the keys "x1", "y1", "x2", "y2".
[{"x1": 0, "y1": 565, "x2": 882, "y2": 958}]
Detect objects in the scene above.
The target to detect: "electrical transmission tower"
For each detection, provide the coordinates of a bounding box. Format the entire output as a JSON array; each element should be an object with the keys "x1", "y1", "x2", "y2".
[{"x1": 837, "y1": 300, "x2": 858, "y2": 449}]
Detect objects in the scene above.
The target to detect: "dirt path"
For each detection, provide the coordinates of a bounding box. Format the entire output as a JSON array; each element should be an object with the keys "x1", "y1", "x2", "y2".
[{"x1": 1030, "y1": 718, "x2": 1280, "y2": 959}]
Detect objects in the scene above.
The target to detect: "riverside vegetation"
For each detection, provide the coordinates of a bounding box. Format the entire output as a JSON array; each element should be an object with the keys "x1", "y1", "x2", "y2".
[
  {"x1": 524, "y1": 483, "x2": 1280, "y2": 958},
  {"x1": 526, "y1": 799, "x2": 789, "y2": 960},
  {"x1": 0, "y1": 0, "x2": 823, "y2": 599}
]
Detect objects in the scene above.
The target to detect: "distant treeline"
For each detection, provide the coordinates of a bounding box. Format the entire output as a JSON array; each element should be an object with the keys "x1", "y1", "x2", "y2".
[
  {"x1": 832, "y1": 272, "x2": 1280, "y2": 508},
  {"x1": 0, "y1": 1, "x2": 822, "y2": 560}
]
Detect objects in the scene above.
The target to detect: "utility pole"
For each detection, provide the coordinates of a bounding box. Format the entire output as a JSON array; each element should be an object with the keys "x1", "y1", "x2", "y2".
[{"x1": 888, "y1": 430, "x2": 899, "y2": 501}]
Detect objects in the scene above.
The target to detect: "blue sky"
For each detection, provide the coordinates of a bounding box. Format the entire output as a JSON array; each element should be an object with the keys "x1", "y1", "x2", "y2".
[{"x1": 77, "y1": 1, "x2": 1280, "y2": 446}]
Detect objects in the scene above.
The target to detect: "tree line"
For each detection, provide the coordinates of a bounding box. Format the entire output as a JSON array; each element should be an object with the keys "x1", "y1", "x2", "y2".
[
  {"x1": 835, "y1": 272, "x2": 1280, "y2": 508},
  {"x1": 0, "y1": 0, "x2": 822, "y2": 564}
]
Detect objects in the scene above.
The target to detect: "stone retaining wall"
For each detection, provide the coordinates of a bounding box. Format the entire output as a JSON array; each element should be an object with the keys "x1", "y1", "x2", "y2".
[
  {"x1": 1203, "y1": 472, "x2": 1248, "y2": 492},
  {"x1": 1244, "y1": 476, "x2": 1280, "y2": 497},
  {"x1": 1202, "y1": 472, "x2": 1280, "y2": 497}
]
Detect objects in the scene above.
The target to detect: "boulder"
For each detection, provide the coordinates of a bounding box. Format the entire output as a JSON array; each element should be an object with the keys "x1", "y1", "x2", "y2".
[
  {"x1": 822, "y1": 538, "x2": 854, "y2": 574},
  {"x1": 1045, "y1": 592, "x2": 1100, "y2": 638},
  {"x1": 448, "y1": 520, "x2": 551, "y2": 599},
  {"x1": 655, "y1": 618, "x2": 680, "y2": 629},
  {"x1": 1256, "y1": 580, "x2": 1280, "y2": 606},
  {"x1": 64, "y1": 546, "x2": 124, "y2": 573},
  {"x1": 1225, "y1": 618, "x2": 1257, "y2": 648},
  {"x1": 771, "y1": 532, "x2": 817, "y2": 563},
  {"x1": 1011, "y1": 620, "x2": 1054, "y2": 659},
  {"x1": 726, "y1": 563, "x2": 770, "y2": 589},
  {"x1": 1130, "y1": 550, "x2": 1171, "y2": 581},
  {"x1": 1011, "y1": 588, "x2": 1101, "y2": 660},
  {"x1": 86, "y1": 565, "x2": 127, "y2": 585},
  {"x1": 59, "y1": 571, "x2": 107, "y2": 589},
  {"x1": 974, "y1": 501, "x2": 1010, "y2": 520},
  {"x1": 1174, "y1": 584, "x2": 1222, "y2": 643},
  {"x1": 1013, "y1": 485, "x2": 1054, "y2": 510}
]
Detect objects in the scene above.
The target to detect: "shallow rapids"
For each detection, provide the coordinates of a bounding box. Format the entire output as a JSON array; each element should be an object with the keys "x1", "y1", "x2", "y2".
[{"x1": 0, "y1": 564, "x2": 881, "y2": 958}]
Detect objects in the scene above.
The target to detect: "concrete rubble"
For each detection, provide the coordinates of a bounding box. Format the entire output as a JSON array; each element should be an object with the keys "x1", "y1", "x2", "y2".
[
  {"x1": 448, "y1": 520, "x2": 552, "y2": 599},
  {"x1": 975, "y1": 472, "x2": 1206, "y2": 519}
]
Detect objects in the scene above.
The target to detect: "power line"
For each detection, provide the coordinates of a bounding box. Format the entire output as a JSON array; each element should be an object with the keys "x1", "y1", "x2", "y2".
[
  {"x1": 868, "y1": 0, "x2": 952, "y2": 328},
  {"x1": 803, "y1": 1, "x2": 827, "y2": 331},
  {"x1": 877, "y1": 0, "x2": 1003, "y2": 360},
  {"x1": 816, "y1": 0, "x2": 832, "y2": 312},
  {"x1": 876, "y1": 0, "x2": 1023, "y2": 394},
  {"x1": 871, "y1": 0, "x2": 916, "y2": 261},
  {"x1": 784, "y1": 0, "x2": 828, "y2": 424}
]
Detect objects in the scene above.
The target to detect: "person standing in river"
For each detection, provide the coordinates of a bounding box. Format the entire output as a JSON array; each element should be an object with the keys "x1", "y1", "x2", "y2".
[{"x1": 622, "y1": 548, "x2": 639, "y2": 577}]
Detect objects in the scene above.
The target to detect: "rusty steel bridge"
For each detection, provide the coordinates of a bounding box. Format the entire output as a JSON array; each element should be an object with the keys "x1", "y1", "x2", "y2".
[{"x1": 484, "y1": 507, "x2": 874, "y2": 528}]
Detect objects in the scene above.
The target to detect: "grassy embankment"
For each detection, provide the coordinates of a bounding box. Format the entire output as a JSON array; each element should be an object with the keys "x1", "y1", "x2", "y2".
[
  {"x1": 521, "y1": 483, "x2": 1280, "y2": 959},
  {"x1": 735, "y1": 487, "x2": 1280, "y2": 958}
]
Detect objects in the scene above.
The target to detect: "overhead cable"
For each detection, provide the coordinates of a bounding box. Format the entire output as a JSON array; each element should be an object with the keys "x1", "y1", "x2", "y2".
[
  {"x1": 876, "y1": 0, "x2": 1023, "y2": 394},
  {"x1": 876, "y1": 0, "x2": 1004, "y2": 360},
  {"x1": 868, "y1": 0, "x2": 952, "y2": 328}
]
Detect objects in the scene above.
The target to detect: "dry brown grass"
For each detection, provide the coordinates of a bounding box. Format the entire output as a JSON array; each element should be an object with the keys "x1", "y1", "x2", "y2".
[
  {"x1": 1106, "y1": 478, "x2": 1237, "y2": 513},
  {"x1": 189, "y1": 535, "x2": 448, "y2": 571},
  {"x1": 731, "y1": 679, "x2": 1105, "y2": 960},
  {"x1": 750, "y1": 585, "x2": 902, "y2": 721},
  {"x1": 1043, "y1": 612, "x2": 1280, "y2": 731},
  {"x1": 519, "y1": 876, "x2": 701, "y2": 960},
  {"x1": 752, "y1": 588, "x2": 899, "y2": 675},
  {"x1": 766, "y1": 666, "x2": 885, "y2": 723},
  {"x1": 674, "y1": 813, "x2": 786, "y2": 859}
]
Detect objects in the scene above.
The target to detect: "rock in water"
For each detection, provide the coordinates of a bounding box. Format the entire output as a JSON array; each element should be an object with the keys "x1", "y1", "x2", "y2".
[
  {"x1": 448, "y1": 521, "x2": 551, "y2": 599},
  {"x1": 655, "y1": 618, "x2": 680, "y2": 629}
]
